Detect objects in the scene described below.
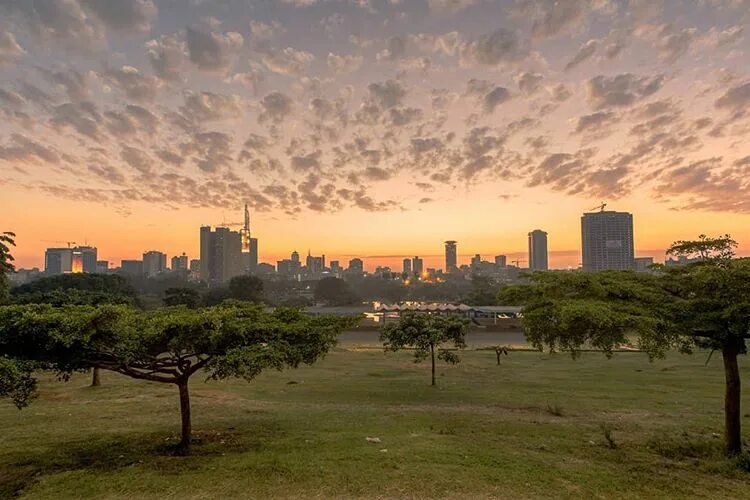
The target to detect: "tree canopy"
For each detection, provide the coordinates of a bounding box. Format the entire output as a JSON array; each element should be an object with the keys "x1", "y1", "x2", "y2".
[
  {"x1": 0, "y1": 232, "x2": 16, "y2": 304},
  {"x1": 314, "y1": 277, "x2": 360, "y2": 306},
  {"x1": 499, "y1": 235, "x2": 750, "y2": 456},
  {"x1": 0, "y1": 302, "x2": 359, "y2": 453},
  {"x1": 11, "y1": 273, "x2": 138, "y2": 306},
  {"x1": 380, "y1": 313, "x2": 470, "y2": 385}
]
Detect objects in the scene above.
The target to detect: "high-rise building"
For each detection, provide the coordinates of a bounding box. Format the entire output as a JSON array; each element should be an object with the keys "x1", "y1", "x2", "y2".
[
  {"x1": 171, "y1": 253, "x2": 188, "y2": 272},
  {"x1": 348, "y1": 258, "x2": 364, "y2": 274},
  {"x1": 495, "y1": 255, "x2": 507, "y2": 268},
  {"x1": 445, "y1": 240, "x2": 457, "y2": 272},
  {"x1": 412, "y1": 256, "x2": 424, "y2": 275},
  {"x1": 189, "y1": 259, "x2": 200, "y2": 273},
  {"x1": 143, "y1": 251, "x2": 167, "y2": 277},
  {"x1": 635, "y1": 256, "x2": 654, "y2": 272},
  {"x1": 528, "y1": 230, "x2": 549, "y2": 271},
  {"x1": 45, "y1": 246, "x2": 97, "y2": 275},
  {"x1": 199, "y1": 226, "x2": 243, "y2": 285},
  {"x1": 96, "y1": 260, "x2": 109, "y2": 274},
  {"x1": 45, "y1": 248, "x2": 72, "y2": 275},
  {"x1": 306, "y1": 251, "x2": 324, "y2": 276},
  {"x1": 120, "y1": 260, "x2": 143, "y2": 276},
  {"x1": 240, "y1": 204, "x2": 259, "y2": 273},
  {"x1": 402, "y1": 258, "x2": 412, "y2": 274},
  {"x1": 581, "y1": 210, "x2": 635, "y2": 271}
]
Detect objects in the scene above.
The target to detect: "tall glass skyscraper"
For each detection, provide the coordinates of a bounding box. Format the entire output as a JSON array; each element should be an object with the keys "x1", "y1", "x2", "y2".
[
  {"x1": 444, "y1": 240, "x2": 457, "y2": 272},
  {"x1": 581, "y1": 211, "x2": 635, "y2": 271},
  {"x1": 528, "y1": 230, "x2": 549, "y2": 271}
]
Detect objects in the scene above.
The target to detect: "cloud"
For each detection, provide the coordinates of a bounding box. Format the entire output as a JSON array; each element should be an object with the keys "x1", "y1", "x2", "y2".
[
  {"x1": 79, "y1": 0, "x2": 157, "y2": 32},
  {"x1": 376, "y1": 36, "x2": 407, "y2": 62},
  {"x1": 180, "y1": 91, "x2": 245, "y2": 122},
  {"x1": 482, "y1": 86, "x2": 511, "y2": 113},
  {"x1": 586, "y1": 74, "x2": 665, "y2": 109},
  {"x1": 259, "y1": 46, "x2": 314, "y2": 76},
  {"x1": 564, "y1": 39, "x2": 597, "y2": 71},
  {"x1": 50, "y1": 101, "x2": 102, "y2": 139},
  {"x1": 367, "y1": 79, "x2": 407, "y2": 109},
  {"x1": 146, "y1": 34, "x2": 185, "y2": 81},
  {"x1": 460, "y1": 28, "x2": 531, "y2": 67},
  {"x1": 0, "y1": 0, "x2": 104, "y2": 49},
  {"x1": 327, "y1": 52, "x2": 363, "y2": 74},
  {"x1": 259, "y1": 91, "x2": 293, "y2": 123},
  {"x1": 101, "y1": 65, "x2": 160, "y2": 102},
  {"x1": 573, "y1": 111, "x2": 618, "y2": 138},
  {"x1": 715, "y1": 81, "x2": 750, "y2": 111},
  {"x1": 0, "y1": 133, "x2": 59, "y2": 164},
  {"x1": 427, "y1": 0, "x2": 476, "y2": 13},
  {"x1": 521, "y1": 0, "x2": 594, "y2": 40},
  {"x1": 0, "y1": 30, "x2": 25, "y2": 65},
  {"x1": 37, "y1": 67, "x2": 91, "y2": 101},
  {"x1": 516, "y1": 72, "x2": 544, "y2": 95},
  {"x1": 186, "y1": 27, "x2": 243, "y2": 72}
]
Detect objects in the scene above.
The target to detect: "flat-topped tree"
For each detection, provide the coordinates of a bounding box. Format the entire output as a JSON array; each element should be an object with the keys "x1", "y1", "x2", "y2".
[
  {"x1": 661, "y1": 234, "x2": 750, "y2": 456},
  {"x1": 0, "y1": 302, "x2": 358, "y2": 454},
  {"x1": 498, "y1": 234, "x2": 750, "y2": 457},
  {"x1": 380, "y1": 313, "x2": 470, "y2": 386}
]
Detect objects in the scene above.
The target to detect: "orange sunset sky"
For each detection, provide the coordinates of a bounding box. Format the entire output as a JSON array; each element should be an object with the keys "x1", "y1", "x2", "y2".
[{"x1": 1, "y1": 0, "x2": 749, "y2": 271}]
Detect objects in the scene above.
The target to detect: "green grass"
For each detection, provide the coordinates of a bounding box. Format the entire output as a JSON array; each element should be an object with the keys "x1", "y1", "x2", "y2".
[{"x1": 2, "y1": 349, "x2": 750, "y2": 498}]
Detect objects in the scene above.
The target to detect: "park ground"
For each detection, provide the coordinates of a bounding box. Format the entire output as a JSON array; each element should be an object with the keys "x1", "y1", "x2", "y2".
[{"x1": 2, "y1": 337, "x2": 750, "y2": 498}]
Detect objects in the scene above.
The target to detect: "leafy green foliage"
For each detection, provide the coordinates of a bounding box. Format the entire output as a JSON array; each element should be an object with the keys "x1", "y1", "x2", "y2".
[
  {"x1": 163, "y1": 287, "x2": 201, "y2": 308},
  {"x1": 228, "y1": 275, "x2": 264, "y2": 303},
  {"x1": 506, "y1": 271, "x2": 679, "y2": 359},
  {"x1": 0, "y1": 302, "x2": 360, "y2": 450},
  {"x1": 463, "y1": 275, "x2": 499, "y2": 306},
  {"x1": 11, "y1": 274, "x2": 138, "y2": 306},
  {"x1": 0, "y1": 232, "x2": 16, "y2": 304},
  {"x1": 380, "y1": 313, "x2": 470, "y2": 384},
  {"x1": 0, "y1": 357, "x2": 36, "y2": 409},
  {"x1": 314, "y1": 277, "x2": 360, "y2": 306}
]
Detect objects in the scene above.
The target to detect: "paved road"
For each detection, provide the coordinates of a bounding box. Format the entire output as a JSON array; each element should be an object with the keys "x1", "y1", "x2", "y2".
[{"x1": 337, "y1": 329, "x2": 528, "y2": 348}]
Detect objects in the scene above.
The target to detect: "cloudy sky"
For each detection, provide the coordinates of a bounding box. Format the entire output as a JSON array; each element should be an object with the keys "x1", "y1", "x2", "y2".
[{"x1": 2, "y1": 0, "x2": 749, "y2": 270}]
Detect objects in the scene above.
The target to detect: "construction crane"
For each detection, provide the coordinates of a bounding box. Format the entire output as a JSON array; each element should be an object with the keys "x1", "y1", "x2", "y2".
[
  {"x1": 511, "y1": 259, "x2": 526, "y2": 268},
  {"x1": 589, "y1": 202, "x2": 607, "y2": 212},
  {"x1": 41, "y1": 240, "x2": 77, "y2": 248}
]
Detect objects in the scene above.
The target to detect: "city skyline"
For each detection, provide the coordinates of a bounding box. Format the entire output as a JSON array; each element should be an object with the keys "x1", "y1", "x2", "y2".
[{"x1": 2, "y1": 1, "x2": 750, "y2": 271}]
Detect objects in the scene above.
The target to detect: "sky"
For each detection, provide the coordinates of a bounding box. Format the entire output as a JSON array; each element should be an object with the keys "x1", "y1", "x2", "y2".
[{"x1": 1, "y1": 0, "x2": 749, "y2": 271}]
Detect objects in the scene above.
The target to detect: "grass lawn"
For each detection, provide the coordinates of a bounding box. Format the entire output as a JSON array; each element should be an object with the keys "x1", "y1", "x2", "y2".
[{"x1": 2, "y1": 348, "x2": 750, "y2": 499}]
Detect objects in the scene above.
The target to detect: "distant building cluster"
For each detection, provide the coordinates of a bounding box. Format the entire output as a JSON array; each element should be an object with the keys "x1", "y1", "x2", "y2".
[{"x1": 11, "y1": 204, "x2": 682, "y2": 287}]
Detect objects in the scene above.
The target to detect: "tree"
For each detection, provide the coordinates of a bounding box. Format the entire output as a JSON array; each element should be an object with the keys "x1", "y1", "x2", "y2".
[
  {"x1": 0, "y1": 302, "x2": 358, "y2": 454},
  {"x1": 494, "y1": 345, "x2": 509, "y2": 365},
  {"x1": 380, "y1": 313, "x2": 470, "y2": 386},
  {"x1": 498, "y1": 234, "x2": 750, "y2": 457},
  {"x1": 11, "y1": 273, "x2": 138, "y2": 306},
  {"x1": 314, "y1": 277, "x2": 360, "y2": 306},
  {"x1": 661, "y1": 234, "x2": 749, "y2": 456},
  {"x1": 228, "y1": 275, "x2": 264, "y2": 303},
  {"x1": 463, "y1": 275, "x2": 499, "y2": 306},
  {"x1": 0, "y1": 232, "x2": 16, "y2": 304},
  {"x1": 163, "y1": 287, "x2": 201, "y2": 308}
]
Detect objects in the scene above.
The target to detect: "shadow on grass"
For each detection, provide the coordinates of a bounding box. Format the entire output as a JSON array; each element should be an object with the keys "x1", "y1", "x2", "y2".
[{"x1": 0, "y1": 417, "x2": 284, "y2": 498}]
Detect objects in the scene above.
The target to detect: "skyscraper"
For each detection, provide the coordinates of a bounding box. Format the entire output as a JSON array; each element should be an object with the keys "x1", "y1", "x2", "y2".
[
  {"x1": 402, "y1": 258, "x2": 412, "y2": 274},
  {"x1": 45, "y1": 246, "x2": 97, "y2": 275},
  {"x1": 528, "y1": 230, "x2": 549, "y2": 271},
  {"x1": 200, "y1": 226, "x2": 243, "y2": 285},
  {"x1": 444, "y1": 240, "x2": 457, "y2": 272},
  {"x1": 495, "y1": 255, "x2": 507, "y2": 268},
  {"x1": 412, "y1": 256, "x2": 424, "y2": 275},
  {"x1": 240, "y1": 204, "x2": 259, "y2": 273},
  {"x1": 581, "y1": 210, "x2": 635, "y2": 271},
  {"x1": 45, "y1": 248, "x2": 72, "y2": 275},
  {"x1": 143, "y1": 251, "x2": 167, "y2": 277},
  {"x1": 171, "y1": 253, "x2": 188, "y2": 272}
]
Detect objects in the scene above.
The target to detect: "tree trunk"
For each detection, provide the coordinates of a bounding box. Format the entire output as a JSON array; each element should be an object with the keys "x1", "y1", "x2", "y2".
[
  {"x1": 177, "y1": 380, "x2": 192, "y2": 455},
  {"x1": 430, "y1": 344, "x2": 436, "y2": 386},
  {"x1": 722, "y1": 346, "x2": 742, "y2": 456},
  {"x1": 496, "y1": 350, "x2": 501, "y2": 366},
  {"x1": 91, "y1": 367, "x2": 101, "y2": 387}
]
